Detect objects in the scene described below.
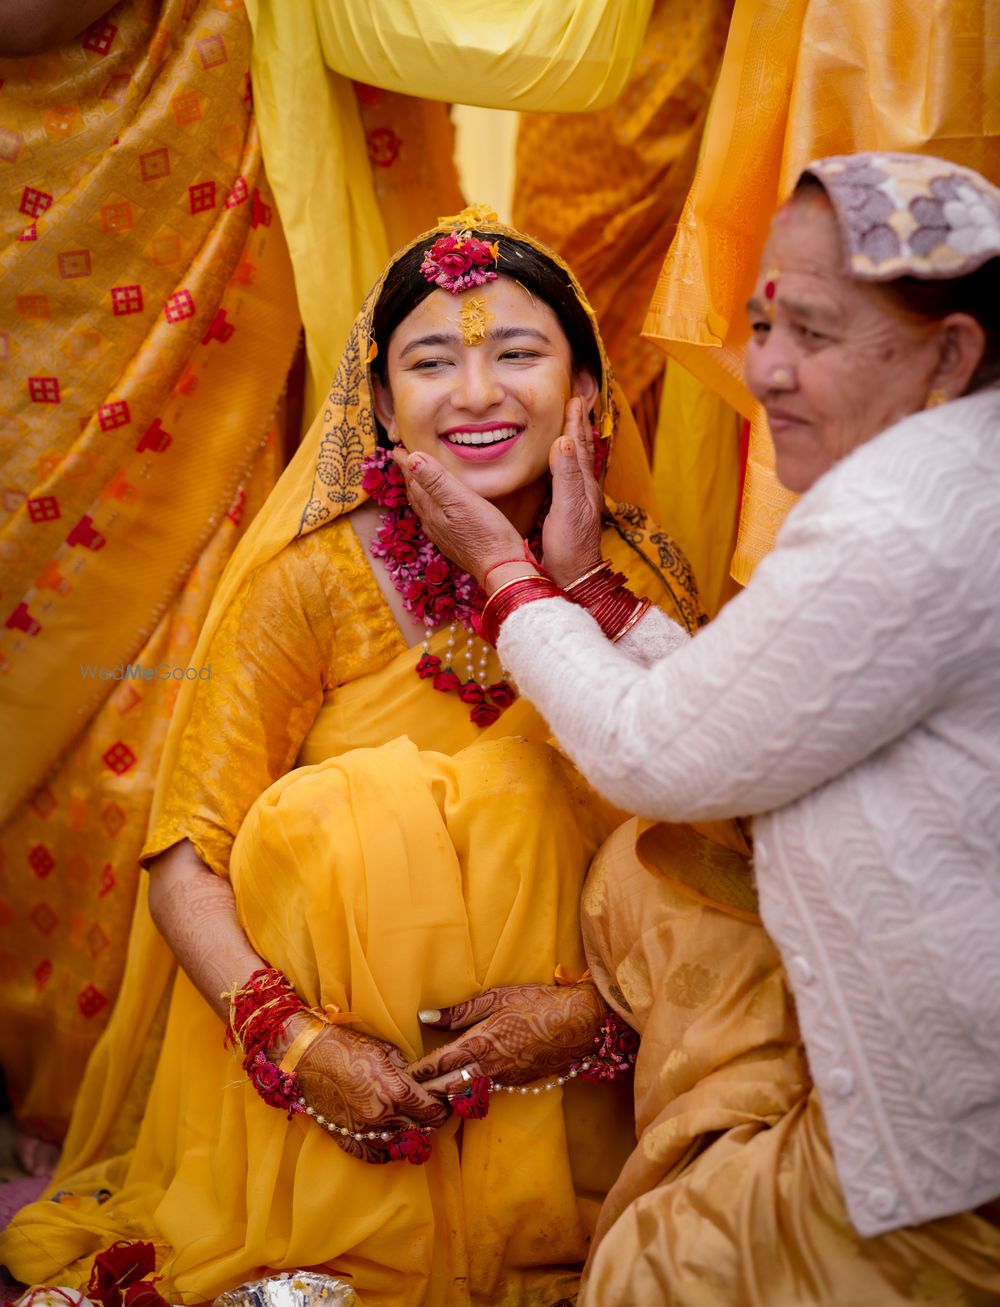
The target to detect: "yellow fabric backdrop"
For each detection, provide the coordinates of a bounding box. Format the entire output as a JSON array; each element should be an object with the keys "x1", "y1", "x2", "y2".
[{"x1": 643, "y1": 0, "x2": 1000, "y2": 581}]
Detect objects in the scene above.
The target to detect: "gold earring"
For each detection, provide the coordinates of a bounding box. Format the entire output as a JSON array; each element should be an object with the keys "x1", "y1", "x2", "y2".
[
  {"x1": 924, "y1": 388, "x2": 949, "y2": 409},
  {"x1": 387, "y1": 425, "x2": 402, "y2": 444}
]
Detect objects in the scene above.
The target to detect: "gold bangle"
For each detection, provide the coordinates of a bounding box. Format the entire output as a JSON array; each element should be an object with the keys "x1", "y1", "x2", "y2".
[
  {"x1": 278, "y1": 1014, "x2": 328, "y2": 1075},
  {"x1": 611, "y1": 596, "x2": 651, "y2": 643},
  {"x1": 564, "y1": 558, "x2": 611, "y2": 594}
]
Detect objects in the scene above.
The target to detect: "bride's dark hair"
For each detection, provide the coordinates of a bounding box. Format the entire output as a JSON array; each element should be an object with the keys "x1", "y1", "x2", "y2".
[{"x1": 371, "y1": 231, "x2": 603, "y2": 390}]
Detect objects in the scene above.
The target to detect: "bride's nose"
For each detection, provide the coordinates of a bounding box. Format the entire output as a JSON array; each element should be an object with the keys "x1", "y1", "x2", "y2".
[{"x1": 451, "y1": 357, "x2": 504, "y2": 412}]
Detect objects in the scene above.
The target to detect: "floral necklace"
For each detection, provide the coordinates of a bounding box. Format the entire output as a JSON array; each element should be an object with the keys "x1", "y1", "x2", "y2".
[{"x1": 361, "y1": 446, "x2": 541, "y2": 727}]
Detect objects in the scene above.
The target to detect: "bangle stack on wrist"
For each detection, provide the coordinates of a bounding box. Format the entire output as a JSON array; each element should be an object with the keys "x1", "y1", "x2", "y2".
[
  {"x1": 565, "y1": 558, "x2": 650, "y2": 642},
  {"x1": 223, "y1": 966, "x2": 434, "y2": 1163},
  {"x1": 478, "y1": 573, "x2": 562, "y2": 646}
]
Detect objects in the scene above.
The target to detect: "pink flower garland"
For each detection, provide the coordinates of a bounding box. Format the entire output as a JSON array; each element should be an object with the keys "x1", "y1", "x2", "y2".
[{"x1": 361, "y1": 446, "x2": 521, "y2": 727}]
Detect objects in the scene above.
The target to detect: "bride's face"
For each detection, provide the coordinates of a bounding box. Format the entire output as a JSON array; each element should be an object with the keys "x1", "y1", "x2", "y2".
[{"x1": 373, "y1": 277, "x2": 597, "y2": 529}]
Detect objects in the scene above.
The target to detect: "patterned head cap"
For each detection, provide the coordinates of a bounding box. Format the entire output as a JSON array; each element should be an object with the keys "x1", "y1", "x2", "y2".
[{"x1": 801, "y1": 152, "x2": 1000, "y2": 281}]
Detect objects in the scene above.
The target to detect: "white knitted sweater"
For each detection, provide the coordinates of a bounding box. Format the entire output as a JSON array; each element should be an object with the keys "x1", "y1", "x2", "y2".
[{"x1": 498, "y1": 388, "x2": 1000, "y2": 1237}]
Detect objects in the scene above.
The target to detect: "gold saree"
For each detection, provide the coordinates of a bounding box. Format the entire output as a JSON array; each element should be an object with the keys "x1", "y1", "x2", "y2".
[
  {"x1": 0, "y1": 0, "x2": 300, "y2": 1139},
  {"x1": 0, "y1": 217, "x2": 696, "y2": 1304},
  {"x1": 577, "y1": 820, "x2": 1000, "y2": 1305}
]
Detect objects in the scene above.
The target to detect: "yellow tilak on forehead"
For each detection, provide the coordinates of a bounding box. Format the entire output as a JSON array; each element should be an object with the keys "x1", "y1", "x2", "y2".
[{"x1": 459, "y1": 296, "x2": 493, "y2": 346}]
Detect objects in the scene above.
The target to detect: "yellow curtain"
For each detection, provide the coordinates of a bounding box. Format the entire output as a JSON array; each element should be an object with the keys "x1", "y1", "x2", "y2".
[
  {"x1": 513, "y1": 0, "x2": 734, "y2": 417},
  {"x1": 511, "y1": 0, "x2": 737, "y2": 611},
  {"x1": 644, "y1": 0, "x2": 1000, "y2": 581}
]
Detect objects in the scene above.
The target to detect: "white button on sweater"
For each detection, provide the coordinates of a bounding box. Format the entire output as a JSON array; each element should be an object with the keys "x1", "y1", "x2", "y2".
[{"x1": 498, "y1": 388, "x2": 1000, "y2": 1237}]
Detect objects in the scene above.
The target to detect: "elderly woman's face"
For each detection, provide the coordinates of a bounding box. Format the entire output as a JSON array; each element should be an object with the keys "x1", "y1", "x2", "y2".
[{"x1": 745, "y1": 195, "x2": 942, "y2": 493}]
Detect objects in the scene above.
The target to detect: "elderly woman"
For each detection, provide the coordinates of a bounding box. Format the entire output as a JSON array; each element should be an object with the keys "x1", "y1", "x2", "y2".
[{"x1": 400, "y1": 153, "x2": 1000, "y2": 1303}]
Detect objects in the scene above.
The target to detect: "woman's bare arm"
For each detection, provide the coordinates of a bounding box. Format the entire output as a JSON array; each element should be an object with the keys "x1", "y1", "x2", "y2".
[{"x1": 146, "y1": 839, "x2": 264, "y2": 1026}]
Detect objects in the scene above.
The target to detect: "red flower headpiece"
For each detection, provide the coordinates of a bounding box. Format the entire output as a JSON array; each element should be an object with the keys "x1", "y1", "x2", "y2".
[{"x1": 420, "y1": 230, "x2": 499, "y2": 294}]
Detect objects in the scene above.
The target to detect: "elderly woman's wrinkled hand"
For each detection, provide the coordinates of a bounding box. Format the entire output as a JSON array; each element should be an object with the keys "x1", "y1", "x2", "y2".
[
  {"x1": 405, "y1": 982, "x2": 608, "y2": 1096},
  {"x1": 392, "y1": 448, "x2": 523, "y2": 586},
  {"x1": 542, "y1": 397, "x2": 605, "y2": 587},
  {"x1": 295, "y1": 1024, "x2": 449, "y2": 1165}
]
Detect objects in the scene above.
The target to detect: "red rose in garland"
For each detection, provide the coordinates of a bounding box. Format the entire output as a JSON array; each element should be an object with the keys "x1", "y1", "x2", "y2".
[{"x1": 361, "y1": 445, "x2": 540, "y2": 727}]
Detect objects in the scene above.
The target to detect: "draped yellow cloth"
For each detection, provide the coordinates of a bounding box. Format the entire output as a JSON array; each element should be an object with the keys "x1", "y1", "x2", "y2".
[
  {"x1": 0, "y1": 0, "x2": 300, "y2": 1138},
  {"x1": 245, "y1": 0, "x2": 652, "y2": 429},
  {"x1": 511, "y1": 0, "x2": 740, "y2": 613},
  {"x1": 577, "y1": 820, "x2": 1000, "y2": 1304},
  {"x1": 513, "y1": 0, "x2": 733, "y2": 417},
  {"x1": 643, "y1": 0, "x2": 1000, "y2": 581},
  {"x1": 0, "y1": 217, "x2": 690, "y2": 1302}
]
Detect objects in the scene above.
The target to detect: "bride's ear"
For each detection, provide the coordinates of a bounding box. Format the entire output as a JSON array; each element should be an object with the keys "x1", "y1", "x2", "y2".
[
  {"x1": 372, "y1": 376, "x2": 400, "y2": 443},
  {"x1": 573, "y1": 368, "x2": 599, "y2": 414}
]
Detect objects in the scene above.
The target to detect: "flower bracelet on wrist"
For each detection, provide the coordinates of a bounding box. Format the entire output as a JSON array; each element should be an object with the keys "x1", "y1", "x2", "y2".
[
  {"x1": 449, "y1": 970, "x2": 638, "y2": 1118},
  {"x1": 223, "y1": 966, "x2": 432, "y2": 1164}
]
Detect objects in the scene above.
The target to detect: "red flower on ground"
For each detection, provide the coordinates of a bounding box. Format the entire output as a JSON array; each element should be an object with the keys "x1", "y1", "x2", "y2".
[{"x1": 87, "y1": 1241, "x2": 155, "y2": 1307}]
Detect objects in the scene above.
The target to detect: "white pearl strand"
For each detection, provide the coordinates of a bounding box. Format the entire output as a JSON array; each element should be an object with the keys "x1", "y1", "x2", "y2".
[
  {"x1": 296, "y1": 1058, "x2": 595, "y2": 1141},
  {"x1": 421, "y1": 622, "x2": 493, "y2": 687},
  {"x1": 488, "y1": 1056, "x2": 594, "y2": 1096},
  {"x1": 296, "y1": 1095, "x2": 433, "y2": 1144}
]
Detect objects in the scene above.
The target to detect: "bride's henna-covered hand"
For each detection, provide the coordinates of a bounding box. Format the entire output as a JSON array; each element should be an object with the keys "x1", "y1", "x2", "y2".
[
  {"x1": 406, "y1": 982, "x2": 608, "y2": 1097},
  {"x1": 289, "y1": 1023, "x2": 450, "y2": 1165}
]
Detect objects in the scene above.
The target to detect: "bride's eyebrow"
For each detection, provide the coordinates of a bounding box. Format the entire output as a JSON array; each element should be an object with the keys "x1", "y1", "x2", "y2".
[
  {"x1": 399, "y1": 325, "x2": 552, "y2": 359},
  {"x1": 491, "y1": 325, "x2": 551, "y2": 343},
  {"x1": 398, "y1": 331, "x2": 460, "y2": 359}
]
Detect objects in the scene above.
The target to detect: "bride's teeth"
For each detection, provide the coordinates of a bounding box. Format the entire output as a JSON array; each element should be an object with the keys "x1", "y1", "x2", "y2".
[{"x1": 445, "y1": 427, "x2": 519, "y2": 446}]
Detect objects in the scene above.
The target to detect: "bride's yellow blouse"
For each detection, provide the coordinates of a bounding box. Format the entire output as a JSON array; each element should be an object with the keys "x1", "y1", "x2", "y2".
[{"x1": 145, "y1": 514, "x2": 684, "y2": 879}]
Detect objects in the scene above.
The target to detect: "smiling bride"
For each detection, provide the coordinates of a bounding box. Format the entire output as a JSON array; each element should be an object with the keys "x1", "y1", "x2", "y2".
[{"x1": 0, "y1": 211, "x2": 750, "y2": 1307}]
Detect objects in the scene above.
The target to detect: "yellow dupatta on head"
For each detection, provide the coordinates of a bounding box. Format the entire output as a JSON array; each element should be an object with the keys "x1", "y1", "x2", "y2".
[{"x1": 49, "y1": 208, "x2": 664, "y2": 1181}]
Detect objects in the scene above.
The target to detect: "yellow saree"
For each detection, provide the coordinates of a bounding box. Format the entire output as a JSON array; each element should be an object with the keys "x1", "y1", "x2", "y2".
[{"x1": 0, "y1": 216, "x2": 695, "y2": 1304}]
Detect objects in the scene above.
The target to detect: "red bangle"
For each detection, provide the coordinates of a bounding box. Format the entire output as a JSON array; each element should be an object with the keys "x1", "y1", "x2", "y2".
[
  {"x1": 564, "y1": 559, "x2": 649, "y2": 641},
  {"x1": 478, "y1": 575, "x2": 563, "y2": 646}
]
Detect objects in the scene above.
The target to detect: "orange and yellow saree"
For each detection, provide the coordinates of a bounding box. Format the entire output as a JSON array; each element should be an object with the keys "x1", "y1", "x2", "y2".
[{"x1": 0, "y1": 0, "x2": 299, "y2": 1142}]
